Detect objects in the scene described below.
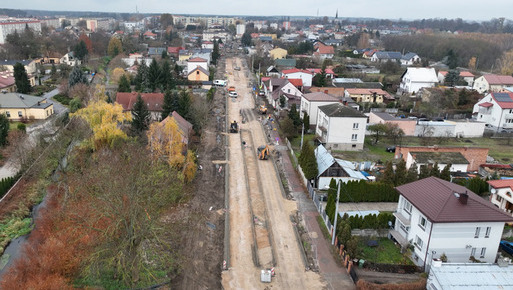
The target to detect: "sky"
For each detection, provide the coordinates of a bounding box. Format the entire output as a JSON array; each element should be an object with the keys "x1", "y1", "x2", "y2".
[{"x1": 2, "y1": 0, "x2": 512, "y2": 21}]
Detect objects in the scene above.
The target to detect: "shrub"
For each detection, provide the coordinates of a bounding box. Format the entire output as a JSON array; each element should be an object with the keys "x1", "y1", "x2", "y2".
[{"x1": 17, "y1": 123, "x2": 26, "y2": 132}]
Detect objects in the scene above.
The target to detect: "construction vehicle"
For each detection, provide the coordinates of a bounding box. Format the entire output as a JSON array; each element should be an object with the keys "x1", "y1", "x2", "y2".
[
  {"x1": 230, "y1": 120, "x2": 239, "y2": 133},
  {"x1": 227, "y1": 86, "x2": 236, "y2": 92},
  {"x1": 258, "y1": 104, "x2": 267, "y2": 114},
  {"x1": 257, "y1": 145, "x2": 270, "y2": 160}
]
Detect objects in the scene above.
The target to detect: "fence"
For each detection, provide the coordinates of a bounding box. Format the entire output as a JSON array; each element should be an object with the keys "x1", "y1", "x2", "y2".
[{"x1": 285, "y1": 138, "x2": 298, "y2": 168}]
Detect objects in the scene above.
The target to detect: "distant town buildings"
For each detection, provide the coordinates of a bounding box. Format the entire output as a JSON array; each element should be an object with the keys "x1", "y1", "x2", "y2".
[{"x1": 0, "y1": 17, "x2": 41, "y2": 44}]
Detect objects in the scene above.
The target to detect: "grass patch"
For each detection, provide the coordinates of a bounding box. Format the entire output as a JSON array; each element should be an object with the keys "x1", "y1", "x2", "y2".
[
  {"x1": 52, "y1": 94, "x2": 71, "y2": 106},
  {"x1": 316, "y1": 215, "x2": 331, "y2": 240},
  {"x1": 9, "y1": 122, "x2": 23, "y2": 131},
  {"x1": 0, "y1": 217, "x2": 33, "y2": 252},
  {"x1": 359, "y1": 237, "x2": 413, "y2": 265},
  {"x1": 289, "y1": 134, "x2": 316, "y2": 150}
]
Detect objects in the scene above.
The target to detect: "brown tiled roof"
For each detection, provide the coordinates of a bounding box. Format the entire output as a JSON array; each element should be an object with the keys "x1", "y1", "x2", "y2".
[
  {"x1": 396, "y1": 177, "x2": 513, "y2": 223},
  {"x1": 488, "y1": 179, "x2": 513, "y2": 191},
  {"x1": 171, "y1": 111, "x2": 193, "y2": 136},
  {"x1": 303, "y1": 92, "x2": 337, "y2": 102},
  {"x1": 483, "y1": 74, "x2": 513, "y2": 85},
  {"x1": 115, "y1": 92, "x2": 164, "y2": 112},
  {"x1": 187, "y1": 57, "x2": 207, "y2": 62}
]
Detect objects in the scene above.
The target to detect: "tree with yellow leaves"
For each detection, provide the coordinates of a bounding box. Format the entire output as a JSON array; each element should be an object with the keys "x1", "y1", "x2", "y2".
[
  {"x1": 111, "y1": 67, "x2": 126, "y2": 84},
  {"x1": 72, "y1": 86, "x2": 132, "y2": 150},
  {"x1": 147, "y1": 117, "x2": 197, "y2": 183}
]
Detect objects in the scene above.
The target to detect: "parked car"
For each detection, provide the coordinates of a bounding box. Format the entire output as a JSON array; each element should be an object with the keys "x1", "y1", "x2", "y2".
[
  {"x1": 318, "y1": 194, "x2": 328, "y2": 202},
  {"x1": 258, "y1": 91, "x2": 265, "y2": 96},
  {"x1": 500, "y1": 240, "x2": 513, "y2": 255},
  {"x1": 234, "y1": 66, "x2": 241, "y2": 71},
  {"x1": 386, "y1": 146, "x2": 396, "y2": 153},
  {"x1": 229, "y1": 91, "x2": 238, "y2": 98}
]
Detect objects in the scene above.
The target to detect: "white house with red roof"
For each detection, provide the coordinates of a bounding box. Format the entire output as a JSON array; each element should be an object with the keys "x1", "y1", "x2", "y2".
[
  {"x1": 391, "y1": 177, "x2": 513, "y2": 270},
  {"x1": 261, "y1": 78, "x2": 303, "y2": 109},
  {"x1": 307, "y1": 68, "x2": 336, "y2": 79},
  {"x1": 399, "y1": 67, "x2": 439, "y2": 94},
  {"x1": 473, "y1": 74, "x2": 513, "y2": 94},
  {"x1": 281, "y1": 68, "x2": 313, "y2": 87},
  {"x1": 488, "y1": 179, "x2": 513, "y2": 216},
  {"x1": 313, "y1": 43, "x2": 335, "y2": 59},
  {"x1": 186, "y1": 57, "x2": 209, "y2": 75},
  {"x1": 473, "y1": 92, "x2": 513, "y2": 131},
  {"x1": 299, "y1": 92, "x2": 338, "y2": 127}
]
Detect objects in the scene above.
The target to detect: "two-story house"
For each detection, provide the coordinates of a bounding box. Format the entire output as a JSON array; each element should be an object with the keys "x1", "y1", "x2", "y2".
[
  {"x1": 473, "y1": 92, "x2": 513, "y2": 131},
  {"x1": 344, "y1": 88, "x2": 394, "y2": 104},
  {"x1": 116, "y1": 92, "x2": 164, "y2": 122},
  {"x1": 315, "y1": 103, "x2": 367, "y2": 151},
  {"x1": 488, "y1": 179, "x2": 513, "y2": 216},
  {"x1": 399, "y1": 67, "x2": 438, "y2": 94},
  {"x1": 281, "y1": 68, "x2": 313, "y2": 87},
  {"x1": 473, "y1": 74, "x2": 513, "y2": 94},
  {"x1": 299, "y1": 92, "x2": 338, "y2": 128},
  {"x1": 391, "y1": 177, "x2": 513, "y2": 270},
  {"x1": 263, "y1": 78, "x2": 303, "y2": 109}
]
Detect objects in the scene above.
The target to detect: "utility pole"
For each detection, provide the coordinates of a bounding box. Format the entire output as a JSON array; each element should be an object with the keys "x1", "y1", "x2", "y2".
[
  {"x1": 331, "y1": 181, "x2": 341, "y2": 245},
  {"x1": 300, "y1": 122, "x2": 305, "y2": 149}
]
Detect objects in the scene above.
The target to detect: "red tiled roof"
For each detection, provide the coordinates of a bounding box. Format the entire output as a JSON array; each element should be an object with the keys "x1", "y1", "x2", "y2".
[
  {"x1": 491, "y1": 92, "x2": 513, "y2": 109},
  {"x1": 483, "y1": 74, "x2": 513, "y2": 85},
  {"x1": 143, "y1": 31, "x2": 157, "y2": 36},
  {"x1": 282, "y1": 68, "x2": 313, "y2": 75},
  {"x1": 478, "y1": 102, "x2": 493, "y2": 108},
  {"x1": 307, "y1": 68, "x2": 335, "y2": 75},
  {"x1": 287, "y1": 78, "x2": 303, "y2": 87},
  {"x1": 188, "y1": 57, "x2": 207, "y2": 62},
  {"x1": 317, "y1": 44, "x2": 334, "y2": 55},
  {"x1": 0, "y1": 70, "x2": 15, "y2": 88},
  {"x1": 460, "y1": 71, "x2": 474, "y2": 77},
  {"x1": 488, "y1": 179, "x2": 513, "y2": 191},
  {"x1": 167, "y1": 46, "x2": 184, "y2": 54},
  {"x1": 396, "y1": 177, "x2": 513, "y2": 223},
  {"x1": 115, "y1": 92, "x2": 164, "y2": 112}
]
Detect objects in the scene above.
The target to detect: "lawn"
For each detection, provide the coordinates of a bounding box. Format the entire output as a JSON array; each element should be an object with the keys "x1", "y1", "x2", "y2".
[
  {"x1": 359, "y1": 237, "x2": 413, "y2": 265},
  {"x1": 289, "y1": 133, "x2": 316, "y2": 150}
]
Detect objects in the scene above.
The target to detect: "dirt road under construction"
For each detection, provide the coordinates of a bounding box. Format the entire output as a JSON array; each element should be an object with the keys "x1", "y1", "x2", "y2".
[{"x1": 221, "y1": 57, "x2": 324, "y2": 289}]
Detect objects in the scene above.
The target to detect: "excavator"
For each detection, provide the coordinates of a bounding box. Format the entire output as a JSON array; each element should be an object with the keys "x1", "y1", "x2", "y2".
[
  {"x1": 230, "y1": 120, "x2": 239, "y2": 133},
  {"x1": 258, "y1": 104, "x2": 267, "y2": 114},
  {"x1": 257, "y1": 145, "x2": 270, "y2": 160}
]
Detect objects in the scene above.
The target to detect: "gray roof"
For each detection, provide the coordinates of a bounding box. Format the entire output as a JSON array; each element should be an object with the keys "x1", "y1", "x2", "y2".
[
  {"x1": 148, "y1": 47, "x2": 166, "y2": 55},
  {"x1": 374, "y1": 51, "x2": 402, "y2": 60},
  {"x1": 0, "y1": 60, "x2": 33, "y2": 66},
  {"x1": 0, "y1": 93, "x2": 52, "y2": 109},
  {"x1": 315, "y1": 144, "x2": 366, "y2": 179},
  {"x1": 303, "y1": 92, "x2": 338, "y2": 102},
  {"x1": 275, "y1": 58, "x2": 296, "y2": 68},
  {"x1": 411, "y1": 151, "x2": 469, "y2": 165},
  {"x1": 429, "y1": 263, "x2": 513, "y2": 289},
  {"x1": 401, "y1": 52, "x2": 418, "y2": 60},
  {"x1": 318, "y1": 103, "x2": 366, "y2": 118}
]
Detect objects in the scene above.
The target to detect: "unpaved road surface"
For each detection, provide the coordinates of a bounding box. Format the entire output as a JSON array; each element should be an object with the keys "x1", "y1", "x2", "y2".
[{"x1": 222, "y1": 56, "x2": 325, "y2": 289}]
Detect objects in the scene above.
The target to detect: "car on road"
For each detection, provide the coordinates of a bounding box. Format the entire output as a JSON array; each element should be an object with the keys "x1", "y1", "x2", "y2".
[
  {"x1": 234, "y1": 66, "x2": 241, "y2": 71},
  {"x1": 229, "y1": 91, "x2": 238, "y2": 98},
  {"x1": 386, "y1": 146, "x2": 396, "y2": 153},
  {"x1": 258, "y1": 91, "x2": 265, "y2": 96}
]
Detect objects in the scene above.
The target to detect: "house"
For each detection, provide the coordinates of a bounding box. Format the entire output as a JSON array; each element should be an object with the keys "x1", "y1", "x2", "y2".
[
  {"x1": 0, "y1": 70, "x2": 16, "y2": 93},
  {"x1": 344, "y1": 88, "x2": 394, "y2": 104},
  {"x1": 148, "y1": 47, "x2": 167, "y2": 57},
  {"x1": 473, "y1": 92, "x2": 513, "y2": 131},
  {"x1": 370, "y1": 51, "x2": 402, "y2": 63},
  {"x1": 309, "y1": 87, "x2": 346, "y2": 98},
  {"x1": 399, "y1": 67, "x2": 438, "y2": 94},
  {"x1": 201, "y1": 41, "x2": 214, "y2": 50},
  {"x1": 187, "y1": 66, "x2": 209, "y2": 82},
  {"x1": 314, "y1": 144, "x2": 366, "y2": 189},
  {"x1": 0, "y1": 59, "x2": 38, "y2": 75},
  {"x1": 473, "y1": 74, "x2": 513, "y2": 94},
  {"x1": 186, "y1": 57, "x2": 209, "y2": 75},
  {"x1": 143, "y1": 30, "x2": 157, "y2": 40},
  {"x1": 368, "y1": 112, "x2": 416, "y2": 136},
  {"x1": 395, "y1": 146, "x2": 489, "y2": 172},
  {"x1": 269, "y1": 47, "x2": 288, "y2": 60},
  {"x1": 167, "y1": 46, "x2": 185, "y2": 59},
  {"x1": 115, "y1": 92, "x2": 164, "y2": 121},
  {"x1": 274, "y1": 58, "x2": 296, "y2": 68},
  {"x1": 390, "y1": 177, "x2": 513, "y2": 270},
  {"x1": 299, "y1": 92, "x2": 338, "y2": 127},
  {"x1": 332, "y1": 78, "x2": 383, "y2": 89},
  {"x1": 0, "y1": 92, "x2": 53, "y2": 120},
  {"x1": 60, "y1": 51, "x2": 81, "y2": 66},
  {"x1": 400, "y1": 52, "x2": 421, "y2": 66},
  {"x1": 407, "y1": 151, "x2": 470, "y2": 173},
  {"x1": 316, "y1": 103, "x2": 367, "y2": 151},
  {"x1": 265, "y1": 66, "x2": 280, "y2": 78},
  {"x1": 313, "y1": 43, "x2": 335, "y2": 59},
  {"x1": 426, "y1": 262, "x2": 513, "y2": 290},
  {"x1": 264, "y1": 78, "x2": 303, "y2": 109},
  {"x1": 281, "y1": 68, "x2": 314, "y2": 87},
  {"x1": 438, "y1": 71, "x2": 475, "y2": 86},
  {"x1": 306, "y1": 68, "x2": 336, "y2": 79},
  {"x1": 149, "y1": 111, "x2": 193, "y2": 154},
  {"x1": 488, "y1": 179, "x2": 513, "y2": 216},
  {"x1": 479, "y1": 163, "x2": 513, "y2": 179}
]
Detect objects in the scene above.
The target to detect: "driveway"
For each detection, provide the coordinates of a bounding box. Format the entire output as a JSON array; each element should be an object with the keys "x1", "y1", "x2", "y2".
[{"x1": 43, "y1": 88, "x2": 67, "y2": 115}]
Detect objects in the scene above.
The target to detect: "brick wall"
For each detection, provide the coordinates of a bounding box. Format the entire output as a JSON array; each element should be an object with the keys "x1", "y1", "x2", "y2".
[{"x1": 395, "y1": 146, "x2": 489, "y2": 171}]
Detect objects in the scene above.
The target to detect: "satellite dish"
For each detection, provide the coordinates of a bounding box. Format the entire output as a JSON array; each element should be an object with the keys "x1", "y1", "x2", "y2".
[{"x1": 491, "y1": 188, "x2": 497, "y2": 194}]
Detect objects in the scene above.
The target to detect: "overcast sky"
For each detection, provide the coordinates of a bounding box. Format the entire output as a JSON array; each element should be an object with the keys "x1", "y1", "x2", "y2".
[{"x1": 2, "y1": 1, "x2": 511, "y2": 21}]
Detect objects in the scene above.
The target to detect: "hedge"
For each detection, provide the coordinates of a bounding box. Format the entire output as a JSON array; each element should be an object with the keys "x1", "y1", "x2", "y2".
[
  {"x1": 339, "y1": 180, "x2": 399, "y2": 202},
  {"x1": 0, "y1": 175, "x2": 19, "y2": 199}
]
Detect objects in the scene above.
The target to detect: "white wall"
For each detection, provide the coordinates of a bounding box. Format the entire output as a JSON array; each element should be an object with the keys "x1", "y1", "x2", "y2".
[
  {"x1": 316, "y1": 109, "x2": 366, "y2": 151},
  {"x1": 187, "y1": 61, "x2": 208, "y2": 74},
  {"x1": 283, "y1": 72, "x2": 313, "y2": 87},
  {"x1": 473, "y1": 94, "x2": 513, "y2": 129},
  {"x1": 473, "y1": 76, "x2": 489, "y2": 93},
  {"x1": 300, "y1": 98, "x2": 337, "y2": 126}
]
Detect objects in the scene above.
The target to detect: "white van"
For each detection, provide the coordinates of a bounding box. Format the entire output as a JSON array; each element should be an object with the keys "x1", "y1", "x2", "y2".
[{"x1": 213, "y1": 80, "x2": 228, "y2": 87}]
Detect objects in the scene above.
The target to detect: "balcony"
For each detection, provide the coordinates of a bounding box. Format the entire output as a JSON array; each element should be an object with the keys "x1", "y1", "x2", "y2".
[
  {"x1": 393, "y1": 211, "x2": 411, "y2": 227},
  {"x1": 318, "y1": 125, "x2": 328, "y2": 132}
]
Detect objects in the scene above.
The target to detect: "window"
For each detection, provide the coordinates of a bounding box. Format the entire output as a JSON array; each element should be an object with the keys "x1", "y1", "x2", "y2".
[
  {"x1": 5, "y1": 112, "x2": 10, "y2": 118},
  {"x1": 497, "y1": 195, "x2": 503, "y2": 202},
  {"x1": 351, "y1": 134, "x2": 358, "y2": 140},
  {"x1": 485, "y1": 227, "x2": 491, "y2": 238},
  {"x1": 353, "y1": 123, "x2": 359, "y2": 129},
  {"x1": 18, "y1": 111, "x2": 22, "y2": 117},
  {"x1": 471, "y1": 247, "x2": 476, "y2": 257},
  {"x1": 415, "y1": 235, "x2": 423, "y2": 250},
  {"x1": 475, "y1": 227, "x2": 480, "y2": 238},
  {"x1": 480, "y1": 247, "x2": 486, "y2": 258},
  {"x1": 419, "y1": 216, "x2": 427, "y2": 230},
  {"x1": 506, "y1": 119, "x2": 513, "y2": 124},
  {"x1": 403, "y1": 199, "x2": 413, "y2": 214},
  {"x1": 352, "y1": 144, "x2": 356, "y2": 148}
]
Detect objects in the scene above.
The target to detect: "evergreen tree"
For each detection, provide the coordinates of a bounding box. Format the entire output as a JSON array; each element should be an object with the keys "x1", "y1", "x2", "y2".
[
  {"x1": 178, "y1": 89, "x2": 192, "y2": 121},
  {"x1": 394, "y1": 159, "x2": 408, "y2": 186},
  {"x1": 302, "y1": 113, "x2": 310, "y2": 131},
  {"x1": 68, "y1": 65, "x2": 88, "y2": 88},
  {"x1": 159, "y1": 60, "x2": 174, "y2": 91},
  {"x1": 212, "y1": 39, "x2": 220, "y2": 65},
  {"x1": 13, "y1": 62, "x2": 31, "y2": 93},
  {"x1": 430, "y1": 162, "x2": 441, "y2": 178},
  {"x1": 134, "y1": 60, "x2": 149, "y2": 92},
  {"x1": 288, "y1": 104, "x2": 302, "y2": 127},
  {"x1": 161, "y1": 90, "x2": 180, "y2": 119},
  {"x1": 74, "y1": 40, "x2": 88, "y2": 61},
  {"x1": 131, "y1": 94, "x2": 150, "y2": 133},
  {"x1": 406, "y1": 163, "x2": 419, "y2": 183},
  {"x1": 299, "y1": 142, "x2": 318, "y2": 180},
  {"x1": 325, "y1": 179, "x2": 337, "y2": 224},
  {"x1": 382, "y1": 161, "x2": 395, "y2": 185},
  {"x1": 0, "y1": 113, "x2": 9, "y2": 146},
  {"x1": 446, "y1": 49, "x2": 458, "y2": 69},
  {"x1": 117, "y1": 74, "x2": 131, "y2": 92},
  {"x1": 148, "y1": 58, "x2": 161, "y2": 92},
  {"x1": 440, "y1": 164, "x2": 452, "y2": 181},
  {"x1": 419, "y1": 165, "x2": 430, "y2": 179}
]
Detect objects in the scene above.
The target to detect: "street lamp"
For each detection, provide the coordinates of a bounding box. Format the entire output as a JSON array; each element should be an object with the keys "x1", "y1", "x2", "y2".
[{"x1": 331, "y1": 180, "x2": 342, "y2": 245}]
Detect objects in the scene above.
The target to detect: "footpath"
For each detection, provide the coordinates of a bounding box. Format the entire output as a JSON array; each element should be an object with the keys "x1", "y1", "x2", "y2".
[{"x1": 268, "y1": 126, "x2": 356, "y2": 289}]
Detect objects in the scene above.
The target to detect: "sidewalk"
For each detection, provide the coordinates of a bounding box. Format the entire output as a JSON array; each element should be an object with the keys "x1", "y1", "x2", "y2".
[{"x1": 271, "y1": 129, "x2": 355, "y2": 289}]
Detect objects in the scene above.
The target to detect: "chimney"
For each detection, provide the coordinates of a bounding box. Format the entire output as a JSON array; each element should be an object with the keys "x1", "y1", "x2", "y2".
[{"x1": 459, "y1": 192, "x2": 468, "y2": 205}]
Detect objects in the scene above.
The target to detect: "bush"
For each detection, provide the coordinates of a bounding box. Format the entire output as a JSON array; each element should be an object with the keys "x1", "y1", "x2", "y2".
[
  {"x1": 341, "y1": 180, "x2": 399, "y2": 202},
  {"x1": 53, "y1": 94, "x2": 72, "y2": 106},
  {"x1": 342, "y1": 212, "x2": 396, "y2": 230},
  {"x1": 17, "y1": 123, "x2": 26, "y2": 132}
]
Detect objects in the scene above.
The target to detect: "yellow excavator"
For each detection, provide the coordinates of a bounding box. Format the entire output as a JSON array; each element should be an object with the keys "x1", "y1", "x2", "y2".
[
  {"x1": 230, "y1": 120, "x2": 239, "y2": 133},
  {"x1": 257, "y1": 145, "x2": 270, "y2": 160}
]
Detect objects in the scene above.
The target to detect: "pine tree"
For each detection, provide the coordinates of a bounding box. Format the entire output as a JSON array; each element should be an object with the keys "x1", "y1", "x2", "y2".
[
  {"x1": 406, "y1": 163, "x2": 419, "y2": 183},
  {"x1": 131, "y1": 94, "x2": 150, "y2": 133},
  {"x1": 13, "y1": 62, "x2": 31, "y2": 94},
  {"x1": 162, "y1": 90, "x2": 180, "y2": 119},
  {"x1": 382, "y1": 161, "x2": 394, "y2": 185},
  {"x1": 117, "y1": 74, "x2": 131, "y2": 92},
  {"x1": 440, "y1": 164, "x2": 451, "y2": 181},
  {"x1": 326, "y1": 179, "x2": 338, "y2": 224},
  {"x1": 212, "y1": 39, "x2": 220, "y2": 65},
  {"x1": 299, "y1": 142, "x2": 318, "y2": 180},
  {"x1": 148, "y1": 58, "x2": 161, "y2": 92},
  {"x1": 68, "y1": 65, "x2": 88, "y2": 88},
  {"x1": 134, "y1": 60, "x2": 149, "y2": 92},
  {"x1": 159, "y1": 60, "x2": 174, "y2": 91},
  {"x1": 303, "y1": 112, "x2": 310, "y2": 130},
  {"x1": 0, "y1": 113, "x2": 9, "y2": 146},
  {"x1": 178, "y1": 89, "x2": 192, "y2": 122},
  {"x1": 419, "y1": 165, "x2": 430, "y2": 179},
  {"x1": 430, "y1": 162, "x2": 440, "y2": 178},
  {"x1": 288, "y1": 104, "x2": 302, "y2": 127},
  {"x1": 394, "y1": 159, "x2": 408, "y2": 186}
]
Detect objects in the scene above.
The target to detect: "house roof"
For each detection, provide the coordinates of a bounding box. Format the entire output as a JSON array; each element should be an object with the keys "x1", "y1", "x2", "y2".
[
  {"x1": 459, "y1": 71, "x2": 475, "y2": 77},
  {"x1": 187, "y1": 66, "x2": 209, "y2": 76},
  {"x1": 478, "y1": 102, "x2": 493, "y2": 108},
  {"x1": 410, "y1": 151, "x2": 469, "y2": 165},
  {"x1": 401, "y1": 52, "x2": 418, "y2": 60},
  {"x1": 0, "y1": 92, "x2": 52, "y2": 109},
  {"x1": 402, "y1": 67, "x2": 438, "y2": 83},
  {"x1": 148, "y1": 47, "x2": 166, "y2": 55},
  {"x1": 483, "y1": 74, "x2": 513, "y2": 85},
  {"x1": 307, "y1": 68, "x2": 335, "y2": 75},
  {"x1": 303, "y1": 92, "x2": 338, "y2": 102},
  {"x1": 314, "y1": 144, "x2": 366, "y2": 179},
  {"x1": 429, "y1": 263, "x2": 513, "y2": 289},
  {"x1": 490, "y1": 92, "x2": 513, "y2": 109},
  {"x1": 287, "y1": 78, "x2": 303, "y2": 87},
  {"x1": 275, "y1": 58, "x2": 296, "y2": 68},
  {"x1": 282, "y1": 68, "x2": 313, "y2": 75},
  {"x1": 396, "y1": 177, "x2": 513, "y2": 223},
  {"x1": 317, "y1": 44, "x2": 334, "y2": 55},
  {"x1": 0, "y1": 71, "x2": 15, "y2": 88},
  {"x1": 188, "y1": 57, "x2": 207, "y2": 62},
  {"x1": 115, "y1": 92, "x2": 164, "y2": 112},
  {"x1": 167, "y1": 46, "x2": 185, "y2": 54},
  {"x1": 0, "y1": 59, "x2": 33, "y2": 66},
  {"x1": 487, "y1": 179, "x2": 513, "y2": 191},
  {"x1": 374, "y1": 51, "x2": 402, "y2": 60},
  {"x1": 346, "y1": 88, "x2": 393, "y2": 99},
  {"x1": 371, "y1": 112, "x2": 396, "y2": 121},
  {"x1": 171, "y1": 111, "x2": 193, "y2": 135},
  {"x1": 318, "y1": 103, "x2": 366, "y2": 118}
]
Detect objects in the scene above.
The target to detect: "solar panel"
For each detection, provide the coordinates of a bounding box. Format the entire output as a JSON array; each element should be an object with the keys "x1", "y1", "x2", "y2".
[{"x1": 494, "y1": 93, "x2": 513, "y2": 102}]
